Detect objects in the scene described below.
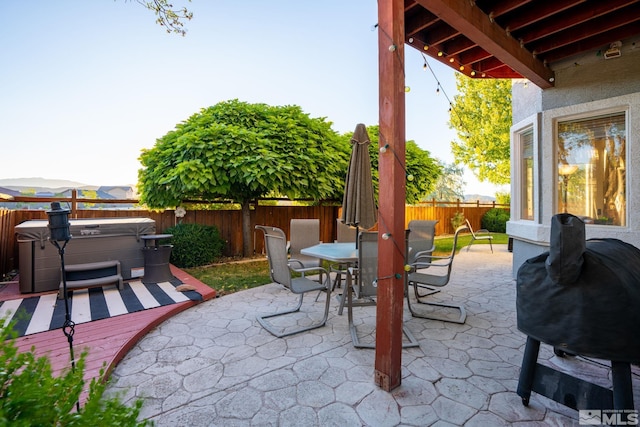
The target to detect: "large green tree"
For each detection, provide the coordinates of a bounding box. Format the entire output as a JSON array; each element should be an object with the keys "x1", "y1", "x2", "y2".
[
  {"x1": 449, "y1": 75, "x2": 512, "y2": 185},
  {"x1": 138, "y1": 100, "x2": 348, "y2": 256}
]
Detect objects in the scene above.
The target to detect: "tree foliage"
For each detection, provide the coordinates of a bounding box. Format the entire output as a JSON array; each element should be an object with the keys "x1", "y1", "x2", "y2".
[
  {"x1": 426, "y1": 161, "x2": 465, "y2": 201},
  {"x1": 340, "y1": 125, "x2": 441, "y2": 205},
  {"x1": 138, "y1": 99, "x2": 347, "y2": 208},
  {"x1": 449, "y1": 75, "x2": 512, "y2": 185},
  {"x1": 0, "y1": 321, "x2": 149, "y2": 426},
  {"x1": 134, "y1": 0, "x2": 193, "y2": 36}
]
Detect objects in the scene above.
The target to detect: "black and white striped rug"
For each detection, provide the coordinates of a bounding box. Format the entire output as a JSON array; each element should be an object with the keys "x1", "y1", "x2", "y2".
[{"x1": 0, "y1": 278, "x2": 202, "y2": 338}]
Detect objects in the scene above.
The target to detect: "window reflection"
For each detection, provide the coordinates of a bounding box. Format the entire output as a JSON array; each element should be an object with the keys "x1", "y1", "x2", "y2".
[{"x1": 557, "y1": 112, "x2": 626, "y2": 226}]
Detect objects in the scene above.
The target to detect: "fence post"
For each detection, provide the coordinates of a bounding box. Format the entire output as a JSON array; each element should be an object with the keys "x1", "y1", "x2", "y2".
[{"x1": 71, "y1": 189, "x2": 78, "y2": 218}]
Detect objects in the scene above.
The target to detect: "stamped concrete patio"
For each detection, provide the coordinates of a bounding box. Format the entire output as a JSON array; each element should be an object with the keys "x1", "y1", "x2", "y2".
[{"x1": 104, "y1": 245, "x2": 639, "y2": 426}]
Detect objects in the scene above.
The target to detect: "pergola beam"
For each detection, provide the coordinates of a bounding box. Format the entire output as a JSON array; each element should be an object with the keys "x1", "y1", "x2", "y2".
[{"x1": 415, "y1": 0, "x2": 555, "y2": 88}]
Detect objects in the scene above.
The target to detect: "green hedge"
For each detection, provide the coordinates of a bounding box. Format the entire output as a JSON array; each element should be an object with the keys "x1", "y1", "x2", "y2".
[
  {"x1": 481, "y1": 208, "x2": 510, "y2": 233},
  {"x1": 164, "y1": 223, "x2": 225, "y2": 268}
]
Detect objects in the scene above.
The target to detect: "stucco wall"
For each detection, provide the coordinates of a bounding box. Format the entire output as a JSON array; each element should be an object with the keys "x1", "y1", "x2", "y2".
[{"x1": 508, "y1": 40, "x2": 640, "y2": 277}]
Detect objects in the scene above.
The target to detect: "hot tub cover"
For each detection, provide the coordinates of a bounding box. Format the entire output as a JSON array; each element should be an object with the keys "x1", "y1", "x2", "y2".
[{"x1": 516, "y1": 214, "x2": 640, "y2": 363}]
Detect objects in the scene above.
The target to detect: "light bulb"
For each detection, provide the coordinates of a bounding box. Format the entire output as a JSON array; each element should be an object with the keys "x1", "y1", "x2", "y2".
[
  {"x1": 379, "y1": 144, "x2": 389, "y2": 153},
  {"x1": 404, "y1": 264, "x2": 411, "y2": 272},
  {"x1": 389, "y1": 44, "x2": 397, "y2": 52},
  {"x1": 423, "y1": 62, "x2": 428, "y2": 70},
  {"x1": 382, "y1": 233, "x2": 391, "y2": 240},
  {"x1": 407, "y1": 174, "x2": 414, "y2": 181},
  {"x1": 405, "y1": 86, "x2": 411, "y2": 92}
]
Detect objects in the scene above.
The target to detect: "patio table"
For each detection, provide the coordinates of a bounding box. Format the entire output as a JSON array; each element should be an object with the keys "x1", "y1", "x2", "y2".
[{"x1": 301, "y1": 242, "x2": 357, "y2": 315}]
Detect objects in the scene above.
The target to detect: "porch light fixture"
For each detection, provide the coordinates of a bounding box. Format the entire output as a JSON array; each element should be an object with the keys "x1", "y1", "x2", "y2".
[{"x1": 604, "y1": 41, "x2": 622, "y2": 60}]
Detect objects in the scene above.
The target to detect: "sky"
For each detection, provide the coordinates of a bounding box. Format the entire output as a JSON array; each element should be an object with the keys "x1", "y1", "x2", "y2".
[{"x1": 0, "y1": 0, "x2": 503, "y2": 196}]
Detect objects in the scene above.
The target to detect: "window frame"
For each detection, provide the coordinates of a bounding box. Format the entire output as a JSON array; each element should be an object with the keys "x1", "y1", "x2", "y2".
[
  {"x1": 553, "y1": 107, "x2": 628, "y2": 227},
  {"x1": 511, "y1": 114, "x2": 540, "y2": 224}
]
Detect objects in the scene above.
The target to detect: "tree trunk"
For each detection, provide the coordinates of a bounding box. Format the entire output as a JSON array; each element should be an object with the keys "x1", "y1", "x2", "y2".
[{"x1": 241, "y1": 200, "x2": 252, "y2": 257}]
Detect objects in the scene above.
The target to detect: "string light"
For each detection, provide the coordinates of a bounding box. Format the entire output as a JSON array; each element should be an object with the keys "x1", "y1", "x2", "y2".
[
  {"x1": 382, "y1": 233, "x2": 391, "y2": 240},
  {"x1": 379, "y1": 143, "x2": 389, "y2": 153},
  {"x1": 406, "y1": 174, "x2": 414, "y2": 181}
]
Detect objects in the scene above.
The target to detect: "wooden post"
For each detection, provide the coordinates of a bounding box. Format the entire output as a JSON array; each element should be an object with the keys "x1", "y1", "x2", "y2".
[{"x1": 375, "y1": 0, "x2": 406, "y2": 392}]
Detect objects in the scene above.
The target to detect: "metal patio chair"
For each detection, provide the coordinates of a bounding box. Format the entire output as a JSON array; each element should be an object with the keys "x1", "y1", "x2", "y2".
[
  {"x1": 330, "y1": 218, "x2": 358, "y2": 292},
  {"x1": 406, "y1": 220, "x2": 439, "y2": 298},
  {"x1": 347, "y1": 231, "x2": 419, "y2": 348},
  {"x1": 465, "y1": 219, "x2": 493, "y2": 253},
  {"x1": 405, "y1": 225, "x2": 469, "y2": 324},
  {"x1": 289, "y1": 219, "x2": 323, "y2": 283},
  {"x1": 255, "y1": 225, "x2": 331, "y2": 338}
]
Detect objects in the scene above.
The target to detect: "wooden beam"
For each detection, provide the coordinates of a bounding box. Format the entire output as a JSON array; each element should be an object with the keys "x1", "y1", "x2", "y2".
[
  {"x1": 415, "y1": 0, "x2": 555, "y2": 88},
  {"x1": 375, "y1": 0, "x2": 406, "y2": 392}
]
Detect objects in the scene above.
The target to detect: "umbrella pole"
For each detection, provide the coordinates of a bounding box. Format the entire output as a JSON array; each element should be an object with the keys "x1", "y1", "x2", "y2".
[{"x1": 355, "y1": 226, "x2": 359, "y2": 249}]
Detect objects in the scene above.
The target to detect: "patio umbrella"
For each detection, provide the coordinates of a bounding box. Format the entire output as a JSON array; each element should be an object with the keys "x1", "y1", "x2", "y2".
[{"x1": 341, "y1": 123, "x2": 377, "y2": 239}]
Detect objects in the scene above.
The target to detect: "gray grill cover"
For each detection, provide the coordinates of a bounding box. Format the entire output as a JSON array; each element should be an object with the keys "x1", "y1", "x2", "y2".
[{"x1": 517, "y1": 214, "x2": 640, "y2": 363}]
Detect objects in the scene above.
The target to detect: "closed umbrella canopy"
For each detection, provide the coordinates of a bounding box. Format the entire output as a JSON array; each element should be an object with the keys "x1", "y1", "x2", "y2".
[{"x1": 341, "y1": 123, "x2": 377, "y2": 230}]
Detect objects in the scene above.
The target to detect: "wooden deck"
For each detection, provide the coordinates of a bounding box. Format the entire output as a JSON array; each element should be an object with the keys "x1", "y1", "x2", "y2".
[{"x1": 2, "y1": 265, "x2": 216, "y2": 404}]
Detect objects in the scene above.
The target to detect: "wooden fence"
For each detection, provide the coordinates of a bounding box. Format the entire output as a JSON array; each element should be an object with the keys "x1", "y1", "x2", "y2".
[{"x1": 0, "y1": 195, "x2": 508, "y2": 278}]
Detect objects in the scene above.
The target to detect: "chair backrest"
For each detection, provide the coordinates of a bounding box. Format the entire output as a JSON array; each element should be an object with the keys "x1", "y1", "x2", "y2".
[
  {"x1": 406, "y1": 220, "x2": 439, "y2": 265},
  {"x1": 449, "y1": 224, "x2": 470, "y2": 262},
  {"x1": 256, "y1": 225, "x2": 292, "y2": 289},
  {"x1": 336, "y1": 218, "x2": 357, "y2": 243},
  {"x1": 465, "y1": 219, "x2": 478, "y2": 237},
  {"x1": 357, "y1": 231, "x2": 379, "y2": 298},
  {"x1": 289, "y1": 219, "x2": 320, "y2": 254},
  {"x1": 406, "y1": 224, "x2": 469, "y2": 287}
]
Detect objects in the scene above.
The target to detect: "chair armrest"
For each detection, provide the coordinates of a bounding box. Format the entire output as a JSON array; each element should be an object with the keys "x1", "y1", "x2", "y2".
[
  {"x1": 410, "y1": 254, "x2": 453, "y2": 269},
  {"x1": 413, "y1": 245, "x2": 436, "y2": 258}
]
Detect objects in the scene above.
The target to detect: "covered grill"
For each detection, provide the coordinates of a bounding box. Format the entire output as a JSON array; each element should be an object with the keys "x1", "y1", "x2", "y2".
[{"x1": 516, "y1": 214, "x2": 639, "y2": 412}]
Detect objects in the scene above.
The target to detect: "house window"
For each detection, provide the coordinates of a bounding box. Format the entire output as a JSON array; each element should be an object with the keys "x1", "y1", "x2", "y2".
[
  {"x1": 520, "y1": 128, "x2": 534, "y2": 220},
  {"x1": 556, "y1": 111, "x2": 626, "y2": 226}
]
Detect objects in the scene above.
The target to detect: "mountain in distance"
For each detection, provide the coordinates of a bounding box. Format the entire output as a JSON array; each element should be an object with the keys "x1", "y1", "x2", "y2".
[
  {"x1": 0, "y1": 177, "x2": 134, "y2": 192},
  {"x1": 464, "y1": 193, "x2": 496, "y2": 203}
]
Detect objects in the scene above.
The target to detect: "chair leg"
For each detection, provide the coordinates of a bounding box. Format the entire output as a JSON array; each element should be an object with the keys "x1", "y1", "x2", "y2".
[
  {"x1": 257, "y1": 283, "x2": 331, "y2": 338},
  {"x1": 348, "y1": 280, "x2": 419, "y2": 349},
  {"x1": 406, "y1": 281, "x2": 466, "y2": 324}
]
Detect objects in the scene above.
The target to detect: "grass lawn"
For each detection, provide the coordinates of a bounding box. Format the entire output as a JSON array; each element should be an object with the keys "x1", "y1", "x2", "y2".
[{"x1": 185, "y1": 233, "x2": 509, "y2": 295}]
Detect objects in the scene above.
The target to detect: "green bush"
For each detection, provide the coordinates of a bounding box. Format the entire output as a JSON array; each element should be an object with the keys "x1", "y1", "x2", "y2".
[
  {"x1": 481, "y1": 208, "x2": 510, "y2": 233},
  {"x1": 451, "y1": 211, "x2": 465, "y2": 230},
  {"x1": 0, "y1": 320, "x2": 150, "y2": 427},
  {"x1": 164, "y1": 223, "x2": 225, "y2": 268}
]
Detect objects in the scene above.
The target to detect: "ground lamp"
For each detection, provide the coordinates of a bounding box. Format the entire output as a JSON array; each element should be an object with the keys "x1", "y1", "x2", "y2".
[{"x1": 46, "y1": 202, "x2": 80, "y2": 411}]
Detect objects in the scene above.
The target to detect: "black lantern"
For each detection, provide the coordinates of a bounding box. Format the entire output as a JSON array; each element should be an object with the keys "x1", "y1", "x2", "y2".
[
  {"x1": 46, "y1": 201, "x2": 71, "y2": 242},
  {"x1": 46, "y1": 202, "x2": 79, "y2": 411}
]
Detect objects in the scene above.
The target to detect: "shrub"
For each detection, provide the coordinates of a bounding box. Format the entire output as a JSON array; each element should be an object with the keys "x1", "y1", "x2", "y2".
[
  {"x1": 0, "y1": 320, "x2": 150, "y2": 426},
  {"x1": 451, "y1": 211, "x2": 465, "y2": 230},
  {"x1": 481, "y1": 208, "x2": 510, "y2": 233},
  {"x1": 164, "y1": 223, "x2": 225, "y2": 268}
]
